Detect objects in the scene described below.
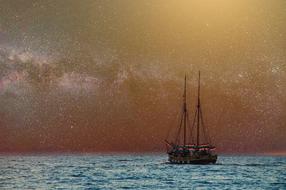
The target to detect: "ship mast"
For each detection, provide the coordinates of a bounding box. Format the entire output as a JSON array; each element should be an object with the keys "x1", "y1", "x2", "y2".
[
  {"x1": 196, "y1": 71, "x2": 201, "y2": 147},
  {"x1": 183, "y1": 75, "x2": 187, "y2": 146}
]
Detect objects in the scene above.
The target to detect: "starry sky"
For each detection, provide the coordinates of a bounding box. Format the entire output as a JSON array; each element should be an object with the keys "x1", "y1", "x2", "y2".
[{"x1": 0, "y1": 0, "x2": 285, "y2": 154}]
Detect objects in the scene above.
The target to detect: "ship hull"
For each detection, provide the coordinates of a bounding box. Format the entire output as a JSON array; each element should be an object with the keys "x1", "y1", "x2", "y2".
[{"x1": 168, "y1": 154, "x2": 217, "y2": 164}]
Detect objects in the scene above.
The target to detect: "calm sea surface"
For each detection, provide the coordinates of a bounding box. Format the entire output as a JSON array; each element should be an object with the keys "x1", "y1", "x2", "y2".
[{"x1": 0, "y1": 154, "x2": 285, "y2": 189}]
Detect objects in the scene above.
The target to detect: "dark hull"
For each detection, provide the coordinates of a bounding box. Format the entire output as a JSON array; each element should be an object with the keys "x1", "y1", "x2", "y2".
[{"x1": 168, "y1": 154, "x2": 217, "y2": 164}]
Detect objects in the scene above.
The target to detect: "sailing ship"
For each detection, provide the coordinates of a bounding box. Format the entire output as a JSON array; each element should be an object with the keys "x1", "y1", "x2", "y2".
[{"x1": 165, "y1": 71, "x2": 217, "y2": 164}]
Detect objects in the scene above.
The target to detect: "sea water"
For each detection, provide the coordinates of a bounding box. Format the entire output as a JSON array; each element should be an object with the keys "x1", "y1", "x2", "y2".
[{"x1": 0, "y1": 154, "x2": 285, "y2": 189}]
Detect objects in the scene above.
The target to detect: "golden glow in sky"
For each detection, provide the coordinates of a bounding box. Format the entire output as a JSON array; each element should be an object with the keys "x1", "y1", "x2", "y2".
[{"x1": 0, "y1": 0, "x2": 285, "y2": 154}]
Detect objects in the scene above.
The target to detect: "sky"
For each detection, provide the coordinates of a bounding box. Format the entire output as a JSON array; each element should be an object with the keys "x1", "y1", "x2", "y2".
[{"x1": 0, "y1": 0, "x2": 285, "y2": 154}]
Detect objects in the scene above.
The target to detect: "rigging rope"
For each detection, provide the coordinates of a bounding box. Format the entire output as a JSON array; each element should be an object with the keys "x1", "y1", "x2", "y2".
[
  {"x1": 165, "y1": 103, "x2": 182, "y2": 141},
  {"x1": 191, "y1": 109, "x2": 198, "y2": 144},
  {"x1": 186, "y1": 110, "x2": 193, "y2": 144},
  {"x1": 175, "y1": 107, "x2": 184, "y2": 145},
  {"x1": 200, "y1": 106, "x2": 212, "y2": 144}
]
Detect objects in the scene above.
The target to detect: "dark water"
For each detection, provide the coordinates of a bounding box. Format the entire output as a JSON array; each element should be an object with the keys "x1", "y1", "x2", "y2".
[{"x1": 0, "y1": 154, "x2": 285, "y2": 189}]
